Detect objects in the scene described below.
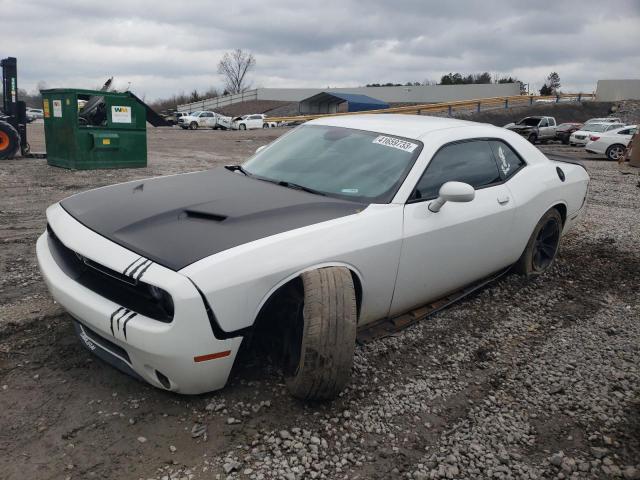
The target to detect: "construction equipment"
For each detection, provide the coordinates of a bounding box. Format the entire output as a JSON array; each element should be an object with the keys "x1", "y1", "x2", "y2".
[{"x1": 0, "y1": 57, "x2": 28, "y2": 159}]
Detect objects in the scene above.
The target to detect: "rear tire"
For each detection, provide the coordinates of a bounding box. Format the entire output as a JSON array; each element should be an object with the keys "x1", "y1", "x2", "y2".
[
  {"x1": 285, "y1": 267, "x2": 357, "y2": 400},
  {"x1": 514, "y1": 209, "x2": 562, "y2": 277},
  {"x1": 0, "y1": 121, "x2": 20, "y2": 160},
  {"x1": 605, "y1": 144, "x2": 626, "y2": 161}
]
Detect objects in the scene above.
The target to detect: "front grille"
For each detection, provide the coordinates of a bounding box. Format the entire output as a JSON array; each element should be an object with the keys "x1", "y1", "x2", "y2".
[{"x1": 47, "y1": 224, "x2": 174, "y2": 322}]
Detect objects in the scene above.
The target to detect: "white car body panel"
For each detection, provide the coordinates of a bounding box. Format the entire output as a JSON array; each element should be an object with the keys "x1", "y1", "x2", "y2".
[
  {"x1": 37, "y1": 114, "x2": 590, "y2": 395},
  {"x1": 585, "y1": 125, "x2": 637, "y2": 156},
  {"x1": 181, "y1": 204, "x2": 403, "y2": 331}
]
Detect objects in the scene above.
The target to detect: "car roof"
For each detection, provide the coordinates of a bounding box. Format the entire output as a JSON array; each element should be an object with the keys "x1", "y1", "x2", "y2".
[
  {"x1": 604, "y1": 124, "x2": 637, "y2": 132},
  {"x1": 307, "y1": 114, "x2": 485, "y2": 140},
  {"x1": 585, "y1": 117, "x2": 620, "y2": 122}
]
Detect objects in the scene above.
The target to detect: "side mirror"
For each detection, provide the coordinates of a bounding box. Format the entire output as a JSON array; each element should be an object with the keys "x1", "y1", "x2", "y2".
[
  {"x1": 428, "y1": 181, "x2": 475, "y2": 213},
  {"x1": 255, "y1": 145, "x2": 267, "y2": 154}
]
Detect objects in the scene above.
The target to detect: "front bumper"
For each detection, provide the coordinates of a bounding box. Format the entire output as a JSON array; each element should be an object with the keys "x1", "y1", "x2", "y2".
[
  {"x1": 584, "y1": 141, "x2": 606, "y2": 155},
  {"x1": 36, "y1": 203, "x2": 242, "y2": 394}
]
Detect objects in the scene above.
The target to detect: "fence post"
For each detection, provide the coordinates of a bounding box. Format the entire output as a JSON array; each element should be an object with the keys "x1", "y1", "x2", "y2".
[
  {"x1": 504, "y1": 98, "x2": 508, "y2": 109},
  {"x1": 556, "y1": 95, "x2": 560, "y2": 103},
  {"x1": 448, "y1": 105, "x2": 452, "y2": 116},
  {"x1": 477, "y1": 102, "x2": 481, "y2": 113},
  {"x1": 578, "y1": 93, "x2": 582, "y2": 102}
]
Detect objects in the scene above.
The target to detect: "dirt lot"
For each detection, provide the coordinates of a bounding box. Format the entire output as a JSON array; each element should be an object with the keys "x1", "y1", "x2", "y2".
[{"x1": 1, "y1": 120, "x2": 639, "y2": 480}]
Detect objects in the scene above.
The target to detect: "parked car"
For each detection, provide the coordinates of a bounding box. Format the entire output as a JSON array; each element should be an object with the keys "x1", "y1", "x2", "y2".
[
  {"x1": 37, "y1": 115, "x2": 589, "y2": 400},
  {"x1": 555, "y1": 123, "x2": 583, "y2": 144},
  {"x1": 232, "y1": 114, "x2": 265, "y2": 130},
  {"x1": 569, "y1": 122, "x2": 625, "y2": 146},
  {"x1": 26, "y1": 107, "x2": 44, "y2": 121},
  {"x1": 585, "y1": 125, "x2": 638, "y2": 160},
  {"x1": 504, "y1": 116, "x2": 557, "y2": 143}
]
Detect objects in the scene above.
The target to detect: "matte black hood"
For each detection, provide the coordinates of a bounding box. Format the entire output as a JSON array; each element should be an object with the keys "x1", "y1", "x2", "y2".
[{"x1": 61, "y1": 167, "x2": 365, "y2": 271}]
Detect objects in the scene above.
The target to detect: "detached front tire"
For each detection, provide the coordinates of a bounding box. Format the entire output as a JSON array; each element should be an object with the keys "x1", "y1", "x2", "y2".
[
  {"x1": 514, "y1": 208, "x2": 562, "y2": 276},
  {"x1": 285, "y1": 267, "x2": 357, "y2": 400}
]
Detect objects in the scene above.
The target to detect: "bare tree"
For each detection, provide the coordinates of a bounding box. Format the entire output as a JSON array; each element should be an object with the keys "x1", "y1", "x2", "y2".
[{"x1": 217, "y1": 49, "x2": 256, "y2": 94}]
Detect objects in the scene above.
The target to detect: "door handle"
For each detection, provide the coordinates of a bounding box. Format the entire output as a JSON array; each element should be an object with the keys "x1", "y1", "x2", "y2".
[{"x1": 497, "y1": 195, "x2": 510, "y2": 205}]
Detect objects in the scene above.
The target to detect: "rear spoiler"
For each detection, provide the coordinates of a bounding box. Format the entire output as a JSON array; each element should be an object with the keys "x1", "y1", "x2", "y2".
[{"x1": 545, "y1": 153, "x2": 586, "y2": 170}]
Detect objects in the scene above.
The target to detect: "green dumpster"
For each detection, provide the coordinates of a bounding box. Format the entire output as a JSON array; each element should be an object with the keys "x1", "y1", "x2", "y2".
[{"x1": 41, "y1": 88, "x2": 149, "y2": 169}]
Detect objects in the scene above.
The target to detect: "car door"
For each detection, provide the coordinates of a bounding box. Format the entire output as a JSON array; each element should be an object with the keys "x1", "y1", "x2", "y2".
[
  {"x1": 201, "y1": 112, "x2": 213, "y2": 127},
  {"x1": 247, "y1": 115, "x2": 260, "y2": 129},
  {"x1": 390, "y1": 139, "x2": 516, "y2": 316},
  {"x1": 538, "y1": 118, "x2": 552, "y2": 139}
]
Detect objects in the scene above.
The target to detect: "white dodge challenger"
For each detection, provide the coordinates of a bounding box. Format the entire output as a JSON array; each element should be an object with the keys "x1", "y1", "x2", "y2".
[{"x1": 37, "y1": 115, "x2": 589, "y2": 400}]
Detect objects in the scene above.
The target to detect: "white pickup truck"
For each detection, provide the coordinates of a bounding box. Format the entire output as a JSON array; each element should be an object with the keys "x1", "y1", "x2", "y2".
[{"x1": 504, "y1": 116, "x2": 557, "y2": 144}]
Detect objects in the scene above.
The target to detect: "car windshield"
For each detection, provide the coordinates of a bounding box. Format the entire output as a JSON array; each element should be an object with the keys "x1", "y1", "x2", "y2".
[
  {"x1": 516, "y1": 118, "x2": 541, "y2": 126},
  {"x1": 242, "y1": 124, "x2": 423, "y2": 203}
]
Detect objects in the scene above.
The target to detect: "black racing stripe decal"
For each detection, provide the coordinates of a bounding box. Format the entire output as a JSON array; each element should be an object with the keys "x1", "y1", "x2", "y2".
[
  {"x1": 128, "y1": 259, "x2": 151, "y2": 280},
  {"x1": 123, "y1": 257, "x2": 144, "y2": 276},
  {"x1": 110, "y1": 307, "x2": 126, "y2": 336},
  {"x1": 122, "y1": 312, "x2": 137, "y2": 340},
  {"x1": 115, "y1": 308, "x2": 129, "y2": 332},
  {"x1": 135, "y1": 260, "x2": 153, "y2": 281}
]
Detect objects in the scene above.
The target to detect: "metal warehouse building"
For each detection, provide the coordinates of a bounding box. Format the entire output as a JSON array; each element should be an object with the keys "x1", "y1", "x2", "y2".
[
  {"x1": 299, "y1": 92, "x2": 389, "y2": 114},
  {"x1": 178, "y1": 83, "x2": 521, "y2": 113}
]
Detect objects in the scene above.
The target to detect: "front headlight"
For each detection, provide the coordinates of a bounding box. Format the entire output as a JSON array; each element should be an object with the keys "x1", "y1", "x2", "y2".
[{"x1": 148, "y1": 285, "x2": 174, "y2": 318}]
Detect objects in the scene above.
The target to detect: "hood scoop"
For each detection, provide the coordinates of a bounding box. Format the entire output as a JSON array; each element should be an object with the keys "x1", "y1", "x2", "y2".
[{"x1": 183, "y1": 209, "x2": 227, "y2": 222}]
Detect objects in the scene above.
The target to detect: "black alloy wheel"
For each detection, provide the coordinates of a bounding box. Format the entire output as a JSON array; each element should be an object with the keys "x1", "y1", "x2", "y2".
[{"x1": 532, "y1": 216, "x2": 561, "y2": 271}]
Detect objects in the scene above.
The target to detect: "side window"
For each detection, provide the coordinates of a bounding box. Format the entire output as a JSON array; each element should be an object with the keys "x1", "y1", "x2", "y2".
[
  {"x1": 488, "y1": 140, "x2": 526, "y2": 180},
  {"x1": 549, "y1": 118, "x2": 556, "y2": 126},
  {"x1": 539, "y1": 119, "x2": 548, "y2": 127},
  {"x1": 412, "y1": 140, "x2": 501, "y2": 201},
  {"x1": 618, "y1": 129, "x2": 630, "y2": 135}
]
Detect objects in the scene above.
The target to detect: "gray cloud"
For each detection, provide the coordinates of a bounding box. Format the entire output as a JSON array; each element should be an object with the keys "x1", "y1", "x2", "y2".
[{"x1": 3, "y1": 0, "x2": 639, "y2": 100}]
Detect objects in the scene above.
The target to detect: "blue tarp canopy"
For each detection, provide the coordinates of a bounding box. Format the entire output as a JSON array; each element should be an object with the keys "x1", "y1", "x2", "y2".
[{"x1": 299, "y1": 91, "x2": 389, "y2": 114}]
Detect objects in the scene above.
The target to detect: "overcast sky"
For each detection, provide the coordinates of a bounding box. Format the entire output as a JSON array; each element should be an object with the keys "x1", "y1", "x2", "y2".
[{"x1": 3, "y1": 0, "x2": 639, "y2": 101}]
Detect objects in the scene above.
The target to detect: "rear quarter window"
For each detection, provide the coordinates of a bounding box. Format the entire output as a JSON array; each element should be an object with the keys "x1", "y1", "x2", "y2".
[{"x1": 488, "y1": 140, "x2": 526, "y2": 180}]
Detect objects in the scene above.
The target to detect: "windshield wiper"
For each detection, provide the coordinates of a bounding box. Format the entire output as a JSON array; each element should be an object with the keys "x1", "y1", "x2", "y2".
[
  {"x1": 276, "y1": 180, "x2": 327, "y2": 196},
  {"x1": 225, "y1": 164, "x2": 251, "y2": 176}
]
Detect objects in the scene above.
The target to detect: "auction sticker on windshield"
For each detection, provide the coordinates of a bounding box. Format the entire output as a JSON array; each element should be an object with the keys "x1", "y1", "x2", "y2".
[{"x1": 373, "y1": 135, "x2": 418, "y2": 153}]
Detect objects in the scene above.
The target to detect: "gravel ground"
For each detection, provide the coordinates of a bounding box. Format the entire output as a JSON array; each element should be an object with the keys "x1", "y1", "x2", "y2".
[{"x1": 0, "y1": 119, "x2": 639, "y2": 480}]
